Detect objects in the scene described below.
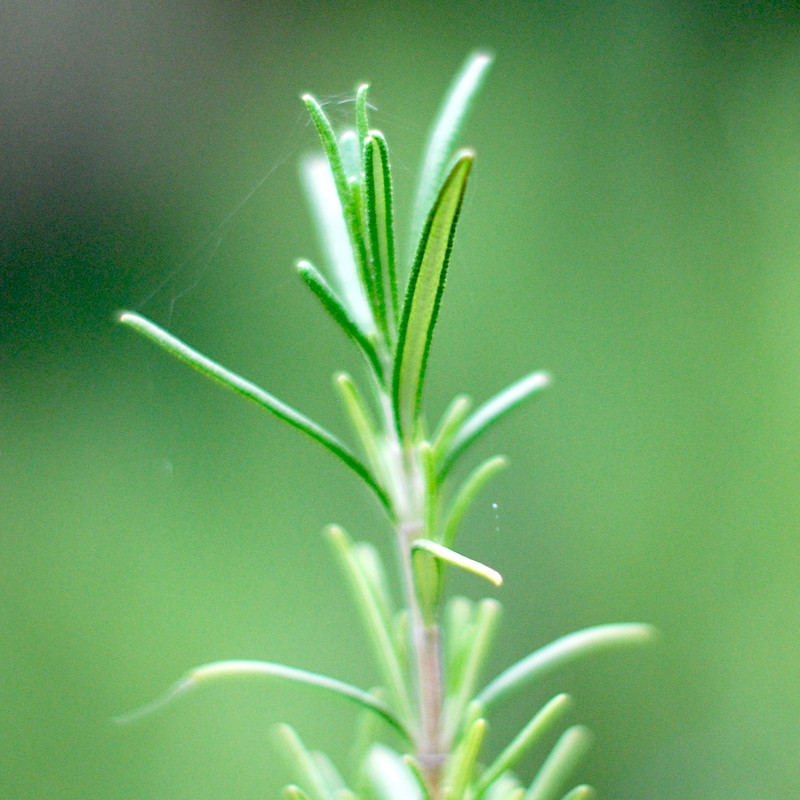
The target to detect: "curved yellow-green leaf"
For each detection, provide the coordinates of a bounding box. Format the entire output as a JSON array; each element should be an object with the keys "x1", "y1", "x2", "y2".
[{"x1": 393, "y1": 152, "x2": 473, "y2": 439}]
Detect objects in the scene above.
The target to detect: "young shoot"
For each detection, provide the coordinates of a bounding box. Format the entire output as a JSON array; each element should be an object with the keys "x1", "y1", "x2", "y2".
[{"x1": 118, "y1": 52, "x2": 655, "y2": 800}]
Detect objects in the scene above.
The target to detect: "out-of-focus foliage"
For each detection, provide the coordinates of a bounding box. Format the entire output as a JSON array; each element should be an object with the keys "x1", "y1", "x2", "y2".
[{"x1": 3, "y1": 3, "x2": 800, "y2": 799}]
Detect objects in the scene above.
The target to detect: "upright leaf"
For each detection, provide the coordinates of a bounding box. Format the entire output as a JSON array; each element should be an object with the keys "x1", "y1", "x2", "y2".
[
  {"x1": 302, "y1": 155, "x2": 374, "y2": 333},
  {"x1": 439, "y1": 370, "x2": 551, "y2": 477},
  {"x1": 364, "y1": 132, "x2": 397, "y2": 340},
  {"x1": 410, "y1": 52, "x2": 492, "y2": 252},
  {"x1": 524, "y1": 726, "x2": 592, "y2": 800},
  {"x1": 393, "y1": 152, "x2": 473, "y2": 439}
]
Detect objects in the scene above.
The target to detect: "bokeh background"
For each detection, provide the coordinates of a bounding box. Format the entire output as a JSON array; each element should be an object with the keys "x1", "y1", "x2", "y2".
[{"x1": 3, "y1": 2, "x2": 800, "y2": 798}]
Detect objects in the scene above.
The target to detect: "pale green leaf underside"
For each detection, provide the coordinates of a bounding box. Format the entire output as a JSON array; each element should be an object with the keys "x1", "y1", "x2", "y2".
[
  {"x1": 116, "y1": 659, "x2": 408, "y2": 740},
  {"x1": 393, "y1": 152, "x2": 473, "y2": 437},
  {"x1": 117, "y1": 312, "x2": 388, "y2": 509},
  {"x1": 411, "y1": 538, "x2": 502, "y2": 586},
  {"x1": 475, "y1": 623, "x2": 657, "y2": 710},
  {"x1": 410, "y1": 51, "x2": 492, "y2": 251}
]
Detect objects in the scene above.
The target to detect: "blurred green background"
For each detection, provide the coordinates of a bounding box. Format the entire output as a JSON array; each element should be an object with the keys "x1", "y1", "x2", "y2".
[{"x1": 3, "y1": 2, "x2": 800, "y2": 798}]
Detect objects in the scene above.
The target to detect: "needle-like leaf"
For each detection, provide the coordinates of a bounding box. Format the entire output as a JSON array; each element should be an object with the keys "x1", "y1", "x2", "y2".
[
  {"x1": 475, "y1": 624, "x2": 657, "y2": 710},
  {"x1": 443, "y1": 598, "x2": 501, "y2": 742},
  {"x1": 444, "y1": 716, "x2": 486, "y2": 800},
  {"x1": 116, "y1": 659, "x2": 409, "y2": 740},
  {"x1": 439, "y1": 371, "x2": 552, "y2": 477},
  {"x1": 302, "y1": 155, "x2": 374, "y2": 333},
  {"x1": 364, "y1": 132, "x2": 397, "y2": 340},
  {"x1": 303, "y1": 94, "x2": 353, "y2": 216},
  {"x1": 411, "y1": 539, "x2": 502, "y2": 587},
  {"x1": 442, "y1": 455, "x2": 508, "y2": 549},
  {"x1": 410, "y1": 52, "x2": 492, "y2": 252},
  {"x1": 327, "y1": 526, "x2": 414, "y2": 725},
  {"x1": 393, "y1": 152, "x2": 473, "y2": 439},
  {"x1": 475, "y1": 694, "x2": 573, "y2": 797},
  {"x1": 355, "y1": 84, "x2": 371, "y2": 150},
  {"x1": 524, "y1": 726, "x2": 593, "y2": 800},
  {"x1": 117, "y1": 312, "x2": 388, "y2": 510},
  {"x1": 278, "y1": 724, "x2": 336, "y2": 800},
  {"x1": 298, "y1": 261, "x2": 383, "y2": 379}
]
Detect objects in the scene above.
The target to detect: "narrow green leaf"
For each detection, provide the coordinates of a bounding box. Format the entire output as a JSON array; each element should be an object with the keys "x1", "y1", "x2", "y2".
[
  {"x1": 442, "y1": 455, "x2": 508, "y2": 549},
  {"x1": 364, "y1": 132, "x2": 397, "y2": 340},
  {"x1": 410, "y1": 52, "x2": 492, "y2": 252},
  {"x1": 116, "y1": 658, "x2": 408, "y2": 740},
  {"x1": 403, "y1": 755, "x2": 434, "y2": 800},
  {"x1": 326, "y1": 525, "x2": 414, "y2": 725},
  {"x1": 475, "y1": 624, "x2": 658, "y2": 710},
  {"x1": 445, "y1": 716, "x2": 487, "y2": 800},
  {"x1": 302, "y1": 155, "x2": 374, "y2": 332},
  {"x1": 313, "y1": 751, "x2": 348, "y2": 796},
  {"x1": 419, "y1": 442, "x2": 439, "y2": 544},
  {"x1": 560, "y1": 786, "x2": 595, "y2": 800},
  {"x1": 278, "y1": 723, "x2": 335, "y2": 800},
  {"x1": 354, "y1": 542, "x2": 397, "y2": 632},
  {"x1": 412, "y1": 539, "x2": 502, "y2": 587},
  {"x1": 349, "y1": 693, "x2": 385, "y2": 788},
  {"x1": 303, "y1": 94, "x2": 352, "y2": 213},
  {"x1": 393, "y1": 152, "x2": 474, "y2": 438},
  {"x1": 444, "y1": 596, "x2": 475, "y2": 696},
  {"x1": 443, "y1": 598, "x2": 501, "y2": 742},
  {"x1": 298, "y1": 261, "x2": 382, "y2": 378},
  {"x1": 524, "y1": 726, "x2": 592, "y2": 800},
  {"x1": 345, "y1": 170, "x2": 376, "y2": 314},
  {"x1": 439, "y1": 371, "x2": 551, "y2": 477},
  {"x1": 431, "y1": 394, "x2": 472, "y2": 463},
  {"x1": 117, "y1": 312, "x2": 388, "y2": 511},
  {"x1": 411, "y1": 540, "x2": 442, "y2": 623},
  {"x1": 334, "y1": 372, "x2": 384, "y2": 477},
  {"x1": 355, "y1": 84, "x2": 371, "y2": 148},
  {"x1": 475, "y1": 694, "x2": 573, "y2": 797}
]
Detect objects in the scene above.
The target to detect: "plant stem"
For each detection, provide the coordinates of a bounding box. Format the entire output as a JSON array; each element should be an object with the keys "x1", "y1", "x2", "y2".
[
  {"x1": 379, "y1": 387, "x2": 447, "y2": 799},
  {"x1": 397, "y1": 516, "x2": 445, "y2": 799}
]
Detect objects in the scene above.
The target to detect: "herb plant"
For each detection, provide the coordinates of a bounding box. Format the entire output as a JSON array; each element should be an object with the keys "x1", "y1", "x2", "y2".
[{"x1": 118, "y1": 52, "x2": 655, "y2": 800}]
